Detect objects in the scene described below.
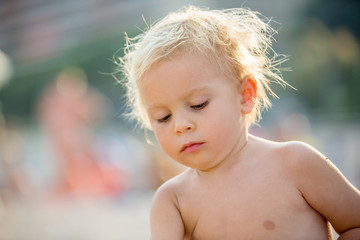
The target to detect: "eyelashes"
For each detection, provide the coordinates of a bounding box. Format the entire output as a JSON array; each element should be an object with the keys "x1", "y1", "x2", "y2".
[
  {"x1": 190, "y1": 100, "x2": 209, "y2": 110},
  {"x1": 157, "y1": 114, "x2": 171, "y2": 123},
  {"x1": 156, "y1": 100, "x2": 209, "y2": 123}
]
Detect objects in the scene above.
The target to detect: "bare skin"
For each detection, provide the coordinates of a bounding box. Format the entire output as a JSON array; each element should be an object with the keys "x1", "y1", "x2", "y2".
[
  {"x1": 140, "y1": 52, "x2": 360, "y2": 240},
  {"x1": 151, "y1": 136, "x2": 335, "y2": 239}
]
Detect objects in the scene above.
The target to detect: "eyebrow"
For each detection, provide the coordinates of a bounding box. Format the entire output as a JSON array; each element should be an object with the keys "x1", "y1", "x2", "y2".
[
  {"x1": 146, "y1": 86, "x2": 211, "y2": 111},
  {"x1": 184, "y1": 86, "x2": 211, "y2": 98}
]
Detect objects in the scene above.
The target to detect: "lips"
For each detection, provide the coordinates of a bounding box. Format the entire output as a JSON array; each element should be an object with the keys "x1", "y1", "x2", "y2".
[{"x1": 181, "y1": 142, "x2": 204, "y2": 153}]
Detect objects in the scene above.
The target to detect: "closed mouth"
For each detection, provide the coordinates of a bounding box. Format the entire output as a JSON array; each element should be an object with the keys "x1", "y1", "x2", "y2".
[{"x1": 181, "y1": 142, "x2": 204, "y2": 153}]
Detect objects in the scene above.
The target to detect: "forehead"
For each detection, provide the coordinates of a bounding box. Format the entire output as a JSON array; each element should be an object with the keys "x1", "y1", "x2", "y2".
[
  {"x1": 138, "y1": 52, "x2": 225, "y2": 106},
  {"x1": 139, "y1": 52, "x2": 224, "y2": 90}
]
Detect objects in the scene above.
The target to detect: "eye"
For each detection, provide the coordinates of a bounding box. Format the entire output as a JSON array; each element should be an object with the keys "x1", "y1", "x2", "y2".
[
  {"x1": 191, "y1": 100, "x2": 209, "y2": 110},
  {"x1": 157, "y1": 114, "x2": 171, "y2": 123}
]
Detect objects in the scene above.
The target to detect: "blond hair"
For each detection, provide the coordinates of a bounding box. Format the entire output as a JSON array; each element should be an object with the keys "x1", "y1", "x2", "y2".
[{"x1": 117, "y1": 6, "x2": 288, "y2": 129}]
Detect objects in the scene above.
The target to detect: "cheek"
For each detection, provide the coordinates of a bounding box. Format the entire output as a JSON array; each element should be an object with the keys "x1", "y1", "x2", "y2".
[
  {"x1": 154, "y1": 127, "x2": 177, "y2": 156},
  {"x1": 202, "y1": 102, "x2": 242, "y2": 141},
  {"x1": 205, "y1": 100, "x2": 241, "y2": 126}
]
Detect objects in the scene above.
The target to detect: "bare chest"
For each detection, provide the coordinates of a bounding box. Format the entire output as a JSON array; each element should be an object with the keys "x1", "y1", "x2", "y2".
[{"x1": 178, "y1": 169, "x2": 330, "y2": 240}]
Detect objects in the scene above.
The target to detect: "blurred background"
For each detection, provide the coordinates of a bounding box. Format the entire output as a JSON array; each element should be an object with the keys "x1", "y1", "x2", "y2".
[{"x1": 0, "y1": 0, "x2": 359, "y2": 239}]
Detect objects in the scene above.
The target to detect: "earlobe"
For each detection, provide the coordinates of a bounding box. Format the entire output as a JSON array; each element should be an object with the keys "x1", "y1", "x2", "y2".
[{"x1": 241, "y1": 77, "x2": 257, "y2": 114}]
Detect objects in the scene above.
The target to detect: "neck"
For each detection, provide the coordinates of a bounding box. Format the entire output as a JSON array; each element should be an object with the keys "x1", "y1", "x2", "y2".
[{"x1": 196, "y1": 126, "x2": 250, "y2": 177}]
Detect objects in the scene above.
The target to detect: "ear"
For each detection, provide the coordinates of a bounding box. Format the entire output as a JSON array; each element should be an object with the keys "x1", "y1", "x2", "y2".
[{"x1": 240, "y1": 76, "x2": 257, "y2": 114}]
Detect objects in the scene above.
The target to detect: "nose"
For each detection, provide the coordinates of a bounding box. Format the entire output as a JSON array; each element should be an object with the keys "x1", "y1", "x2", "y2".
[{"x1": 174, "y1": 114, "x2": 195, "y2": 135}]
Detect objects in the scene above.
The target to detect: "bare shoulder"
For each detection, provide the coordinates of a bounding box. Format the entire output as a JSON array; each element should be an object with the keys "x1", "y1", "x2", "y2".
[
  {"x1": 262, "y1": 138, "x2": 360, "y2": 234},
  {"x1": 281, "y1": 140, "x2": 324, "y2": 160},
  {"x1": 250, "y1": 136, "x2": 332, "y2": 186},
  {"x1": 250, "y1": 136, "x2": 325, "y2": 167},
  {"x1": 150, "y1": 169, "x2": 194, "y2": 240},
  {"x1": 262, "y1": 139, "x2": 328, "y2": 175},
  {"x1": 152, "y1": 169, "x2": 192, "y2": 206}
]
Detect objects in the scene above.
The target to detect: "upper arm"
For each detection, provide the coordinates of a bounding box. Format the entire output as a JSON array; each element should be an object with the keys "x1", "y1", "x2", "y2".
[
  {"x1": 150, "y1": 182, "x2": 184, "y2": 240},
  {"x1": 289, "y1": 142, "x2": 360, "y2": 235}
]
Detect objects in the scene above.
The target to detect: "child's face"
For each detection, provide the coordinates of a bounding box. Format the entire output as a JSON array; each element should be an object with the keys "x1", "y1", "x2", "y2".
[{"x1": 139, "y1": 52, "x2": 247, "y2": 171}]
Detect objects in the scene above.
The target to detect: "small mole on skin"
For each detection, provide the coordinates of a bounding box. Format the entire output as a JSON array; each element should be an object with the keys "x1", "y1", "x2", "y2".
[{"x1": 263, "y1": 220, "x2": 276, "y2": 230}]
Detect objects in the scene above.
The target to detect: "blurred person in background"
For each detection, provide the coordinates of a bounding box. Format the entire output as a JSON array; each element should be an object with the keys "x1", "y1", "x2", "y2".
[
  {"x1": 37, "y1": 67, "x2": 126, "y2": 198},
  {"x1": 0, "y1": 49, "x2": 28, "y2": 204},
  {"x1": 118, "y1": 6, "x2": 360, "y2": 240}
]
